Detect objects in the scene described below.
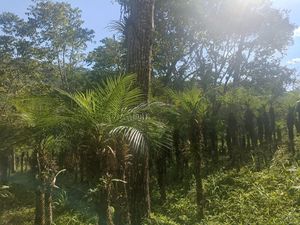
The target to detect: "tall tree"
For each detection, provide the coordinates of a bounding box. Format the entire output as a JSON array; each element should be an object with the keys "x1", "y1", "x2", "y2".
[
  {"x1": 118, "y1": 0, "x2": 155, "y2": 224},
  {"x1": 121, "y1": 0, "x2": 155, "y2": 101},
  {"x1": 27, "y1": 0, "x2": 94, "y2": 90},
  {"x1": 0, "y1": 1, "x2": 94, "y2": 90}
]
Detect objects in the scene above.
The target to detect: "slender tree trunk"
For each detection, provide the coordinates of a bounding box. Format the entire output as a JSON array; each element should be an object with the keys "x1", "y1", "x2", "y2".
[
  {"x1": 0, "y1": 154, "x2": 9, "y2": 183},
  {"x1": 106, "y1": 181, "x2": 114, "y2": 225},
  {"x1": 25, "y1": 152, "x2": 29, "y2": 172},
  {"x1": 227, "y1": 112, "x2": 238, "y2": 168},
  {"x1": 115, "y1": 144, "x2": 131, "y2": 225},
  {"x1": 7, "y1": 155, "x2": 11, "y2": 178},
  {"x1": 11, "y1": 149, "x2": 16, "y2": 173},
  {"x1": 129, "y1": 152, "x2": 150, "y2": 225},
  {"x1": 269, "y1": 106, "x2": 276, "y2": 142},
  {"x1": 190, "y1": 118, "x2": 204, "y2": 219},
  {"x1": 156, "y1": 150, "x2": 167, "y2": 203},
  {"x1": 80, "y1": 151, "x2": 85, "y2": 183},
  {"x1": 209, "y1": 125, "x2": 218, "y2": 165},
  {"x1": 257, "y1": 114, "x2": 264, "y2": 146},
  {"x1": 287, "y1": 107, "x2": 295, "y2": 153},
  {"x1": 277, "y1": 126, "x2": 282, "y2": 143},
  {"x1": 194, "y1": 153, "x2": 204, "y2": 219},
  {"x1": 21, "y1": 152, "x2": 25, "y2": 173},
  {"x1": 295, "y1": 102, "x2": 300, "y2": 134},
  {"x1": 173, "y1": 129, "x2": 184, "y2": 181}
]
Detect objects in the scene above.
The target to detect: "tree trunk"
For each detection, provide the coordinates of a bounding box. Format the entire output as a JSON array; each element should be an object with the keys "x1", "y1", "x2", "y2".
[
  {"x1": 287, "y1": 107, "x2": 295, "y2": 153},
  {"x1": 277, "y1": 126, "x2": 282, "y2": 143},
  {"x1": 227, "y1": 112, "x2": 238, "y2": 168},
  {"x1": 125, "y1": 0, "x2": 155, "y2": 101},
  {"x1": 45, "y1": 187, "x2": 53, "y2": 225},
  {"x1": 25, "y1": 152, "x2": 29, "y2": 172},
  {"x1": 124, "y1": 0, "x2": 155, "y2": 224},
  {"x1": 21, "y1": 152, "x2": 25, "y2": 173},
  {"x1": 257, "y1": 114, "x2": 264, "y2": 146},
  {"x1": 115, "y1": 144, "x2": 131, "y2": 225},
  {"x1": 129, "y1": 152, "x2": 150, "y2": 225},
  {"x1": 173, "y1": 129, "x2": 183, "y2": 181},
  {"x1": 156, "y1": 150, "x2": 167, "y2": 203},
  {"x1": 80, "y1": 151, "x2": 85, "y2": 183},
  {"x1": 209, "y1": 125, "x2": 218, "y2": 165},
  {"x1": 190, "y1": 118, "x2": 204, "y2": 219},
  {"x1": 35, "y1": 186, "x2": 46, "y2": 225},
  {"x1": 194, "y1": 153, "x2": 204, "y2": 219},
  {"x1": 115, "y1": 175, "x2": 131, "y2": 225},
  {"x1": 11, "y1": 149, "x2": 16, "y2": 173},
  {"x1": 263, "y1": 110, "x2": 271, "y2": 145},
  {"x1": 0, "y1": 154, "x2": 9, "y2": 183},
  {"x1": 98, "y1": 175, "x2": 114, "y2": 225},
  {"x1": 269, "y1": 106, "x2": 276, "y2": 142}
]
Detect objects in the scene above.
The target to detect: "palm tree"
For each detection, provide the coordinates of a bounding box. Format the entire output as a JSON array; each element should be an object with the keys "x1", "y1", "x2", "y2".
[
  {"x1": 14, "y1": 95, "x2": 68, "y2": 225},
  {"x1": 170, "y1": 87, "x2": 208, "y2": 220},
  {"x1": 58, "y1": 75, "x2": 165, "y2": 225},
  {"x1": 15, "y1": 75, "x2": 166, "y2": 225}
]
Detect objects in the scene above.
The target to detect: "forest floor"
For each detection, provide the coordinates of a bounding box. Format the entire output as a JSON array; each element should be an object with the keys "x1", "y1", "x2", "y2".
[{"x1": 1, "y1": 144, "x2": 300, "y2": 225}]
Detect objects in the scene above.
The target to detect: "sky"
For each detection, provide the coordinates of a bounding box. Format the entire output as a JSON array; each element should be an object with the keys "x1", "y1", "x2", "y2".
[
  {"x1": 0, "y1": 0, "x2": 299, "y2": 72},
  {"x1": 272, "y1": 0, "x2": 300, "y2": 72}
]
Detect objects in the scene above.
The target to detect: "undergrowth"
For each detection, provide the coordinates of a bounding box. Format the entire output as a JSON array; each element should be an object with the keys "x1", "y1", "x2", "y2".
[
  {"x1": 144, "y1": 146, "x2": 300, "y2": 225},
  {"x1": 2, "y1": 146, "x2": 300, "y2": 225}
]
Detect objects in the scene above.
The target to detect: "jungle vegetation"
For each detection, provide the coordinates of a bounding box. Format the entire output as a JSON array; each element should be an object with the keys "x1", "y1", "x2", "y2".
[{"x1": 1, "y1": 0, "x2": 300, "y2": 225}]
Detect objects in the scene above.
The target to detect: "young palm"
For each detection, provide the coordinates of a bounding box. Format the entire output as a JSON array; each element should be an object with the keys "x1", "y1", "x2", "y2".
[
  {"x1": 15, "y1": 75, "x2": 166, "y2": 225},
  {"x1": 169, "y1": 87, "x2": 208, "y2": 220}
]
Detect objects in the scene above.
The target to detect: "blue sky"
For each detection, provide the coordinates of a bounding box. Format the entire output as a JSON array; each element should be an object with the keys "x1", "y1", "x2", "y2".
[
  {"x1": 0, "y1": 0, "x2": 299, "y2": 72},
  {"x1": 272, "y1": 0, "x2": 300, "y2": 72}
]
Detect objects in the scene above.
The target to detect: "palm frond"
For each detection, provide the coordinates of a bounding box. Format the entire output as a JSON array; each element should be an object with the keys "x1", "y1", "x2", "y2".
[
  {"x1": 107, "y1": 20, "x2": 126, "y2": 35},
  {"x1": 110, "y1": 126, "x2": 146, "y2": 153}
]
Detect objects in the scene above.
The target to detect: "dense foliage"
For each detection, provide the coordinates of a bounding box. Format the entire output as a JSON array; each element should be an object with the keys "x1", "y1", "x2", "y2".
[{"x1": 1, "y1": 0, "x2": 300, "y2": 225}]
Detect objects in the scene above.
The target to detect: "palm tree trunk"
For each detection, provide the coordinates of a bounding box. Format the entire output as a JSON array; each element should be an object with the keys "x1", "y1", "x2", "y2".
[
  {"x1": 45, "y1": 187, "x2": 53, "y2": 225},
  {"x1": 209, "y1": 125, "x2": 218, "y2": 165},
  {"x1": 194, "y1": 153, "x2": 204, "y2": 219},
  {"x1": 11, "y1": 149, "x2": 16, "y2": 173},
  {"x1": 173, "y1": 129, "x2": 183, "y2": 181},
  {"x1": 190, "y1": 118, "x2": 204, "y2": 219},
  {"x1": 80, "y1": 151, "x2": 85, "y2": 183},
  {"x1": 25, "y1": 152, "x2": 29, "y2": 172},
  {"x1": 21, "y1": 152, "x2": 25, "y2": 173},
  {"x1": 129, "y1": 152, "x2": 150, "y2": 225},
  {"x1": 156, "y1": 151, "x2": 167, "y2": 203},
  {"x1": 0, "y1": 154, "x2": 9, "y2": 183},
  {"x1": 35, "y1": 185, "x2": 45, "y2": 225},
  {"x1": 98, "y1": 174, "x2": 114, "y2": 225},
  {"x1": 287, "y1": 107, "x2": 295, "y2": 153},
  {"x1": 115, "y1": 145, "x2": 131, "y2": 225}
]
